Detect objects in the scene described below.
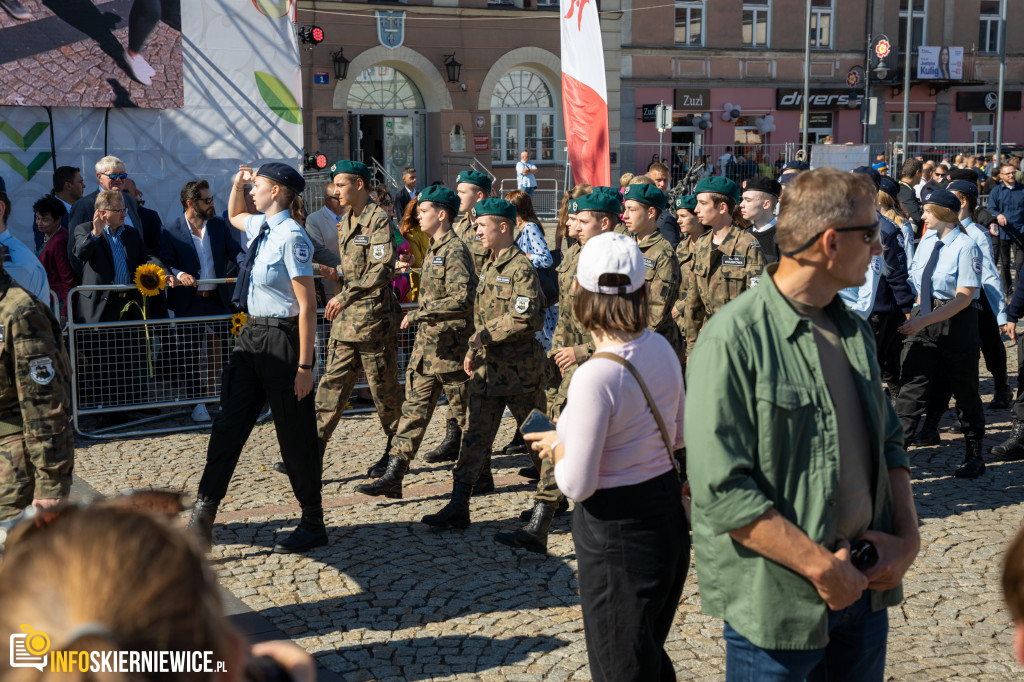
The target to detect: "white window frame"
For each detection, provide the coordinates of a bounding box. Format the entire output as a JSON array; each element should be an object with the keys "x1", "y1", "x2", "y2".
[
  {"x1": 972, "y1": 113, "x2": 994, "y2": 144},
  {"x1": 979, "y1": 0, "x2": 1001, "y2": 54},
  {"x1": 490, "y1": 70, "x2": 557, "y2": 165},
  {"x1": 888, "y1": 112, "x2": 921, "y2": 144},
  {"x1": 898, "y1": 0, "x2": 928, "y2": 54},
  {"x1": 742, "y1": 0, "x2": 771, "y2": 48},
  {"x1": 674, "y1": 1, "x2": 705, "y2": 47},
  {"x1": 810, "y1": 0, "x2": 833, "y2": 50}
]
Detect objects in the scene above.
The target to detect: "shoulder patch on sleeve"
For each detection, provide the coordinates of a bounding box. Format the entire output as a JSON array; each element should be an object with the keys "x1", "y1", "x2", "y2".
[
  {"x1": 514, "y1": 296, "x2": 530, "y2": 313},
  {"x1": 372, "y1": 244, "x2": 387, "y2": 260},
  {"x1": 29, "y1": 356, "x2": 55, "y2": 385},
  {"x1": 292, "y1": 241, "x2": 311, "y2": 263},
  {"x1": 972, "y1": 256, "x2": 982, "y2": 275}
]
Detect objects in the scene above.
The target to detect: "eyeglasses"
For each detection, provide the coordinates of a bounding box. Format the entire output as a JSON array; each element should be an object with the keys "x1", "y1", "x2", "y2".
[
  {"x1": 780, "y1": 221, "x2": 880, "y2": 257},
  {"x1": 103, "y1": 173, "x2": 128, "y2": 180},
  {"x1": 197, "y1": 196, "x2": 214, "y2": 204},
  {"x1": 104, "y1": 207, "x2": 128, "y2": 214}
]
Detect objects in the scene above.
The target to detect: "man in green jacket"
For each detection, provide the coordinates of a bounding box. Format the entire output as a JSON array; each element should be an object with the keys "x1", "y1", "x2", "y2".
[{"x1": 686, "y1": 167, "x2": 920, "y2": 680}]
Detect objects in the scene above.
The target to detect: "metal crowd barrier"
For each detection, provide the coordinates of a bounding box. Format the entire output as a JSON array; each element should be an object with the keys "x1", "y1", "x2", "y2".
[{"x1": 66, "y1": 281, "x2": 418, "y2": 439}]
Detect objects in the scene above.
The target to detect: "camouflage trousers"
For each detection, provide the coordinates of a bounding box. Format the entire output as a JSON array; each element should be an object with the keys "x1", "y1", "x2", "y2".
[
  {"x1": 315, "y1": 338, "x2": 402, "y2": 442},
  {"x1": 453, "y1": 385, "x2": 545, "y2": 489},
  {"x1": 393, "y1": 365, "x2": 470, "y2": 461},
  {"x1": 0, "y1": 433, "x2": 32, "y2": 521}
]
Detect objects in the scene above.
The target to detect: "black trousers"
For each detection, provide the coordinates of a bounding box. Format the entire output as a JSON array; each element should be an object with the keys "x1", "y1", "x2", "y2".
[
  {"x1": 924, "y1": 300, "x2": 1008, "y2": 425},
  {"x1": 1011, "y1": 336, "x2": 1024, "y2": 422},
  {"x1": 998, "y1": 240, "x2": 1024, "y2": 297},
  {"x1": 128, "y1": 0, "x2": 181, "y2": 52},
  {"x1": 869, "y1": 311, "x2": 904, "y2": 393},
  {"x1": 896, "y1": 305, "x2": 984, "y2": 441},
  {"x1": 574, "y1": 471, "x2": 689, "y2": 682},
  {"x1": 198, "y1": 320, "x2": 321, "y2": 509}
]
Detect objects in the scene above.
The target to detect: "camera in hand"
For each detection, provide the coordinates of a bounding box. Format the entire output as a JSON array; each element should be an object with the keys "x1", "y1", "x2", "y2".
[
  {"x1": 244, "y1": 655, "x2": 292, "y2": 682},
  {"x1": 849, "y1": 539, "x2": 878, "y2": 571},
  {"x1": 520, "y1": 408, "x2": 555, "y2": 435}
]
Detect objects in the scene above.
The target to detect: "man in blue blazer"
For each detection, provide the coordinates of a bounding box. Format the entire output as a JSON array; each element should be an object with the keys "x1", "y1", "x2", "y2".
[{"x1": 160, "y1": 180, "x2": 245, "y2": 421}]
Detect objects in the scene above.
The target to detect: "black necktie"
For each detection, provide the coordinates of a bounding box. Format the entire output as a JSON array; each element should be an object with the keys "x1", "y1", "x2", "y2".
[
  {"x1": 231, "y1": 221, "x2": 269, "y2": 312},
  {"x1": 919, "y1": 240, "x2": 944, "y2": 315}
]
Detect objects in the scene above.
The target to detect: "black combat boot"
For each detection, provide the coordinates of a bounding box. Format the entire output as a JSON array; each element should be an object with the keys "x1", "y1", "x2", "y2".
[
  {"x1": 354, "y1": 455, "x2": 409, "y2": 499},
  {"x1": 517, "y1": 465, "x2": 540, "y2": 480},
  {"x1": 991, "y1": 418, "x2": 1024, "y2": 460},
  {"x1": 472, "y1": 468, "x2": 495, "y2": 496},
  {"x1": 495, "y1": 502, "x2": 556, "y2": 554},
  {"x1": 989, "y1": 383, "x2": 1013, "y2": 410},
  {"x1": 185, "y1": 495, "x2": 219, "y2": 549},
  {"x1": 519, "y1": 496, "x2": 569, "y2": 522},
  {"x1": 422, "y1": 419, "x2": 461, "y2": 463},
  {"x1": 421, "y1": 481, "x2": 472, "y2": 529},
  {"x1": 954, "y1": 438, "x2": 986, "y2": 479},
  {"x1": 367, "y1": 435, "x2": 394, "y2": 478},
  {"x1": 274, "y1": 506, "x2": 328, "y2": 553},
  {"x1": 909, "y1": 419, "x2": 941, "y2": 447},
  {"x1": 503, "y1": 431, "x2": 528, "y2": 455}
]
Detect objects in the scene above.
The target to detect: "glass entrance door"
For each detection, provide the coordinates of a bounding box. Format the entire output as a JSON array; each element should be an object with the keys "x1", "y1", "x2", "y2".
[{"x1": 383, "y1": 116, "x2": 415, "y2": 183}]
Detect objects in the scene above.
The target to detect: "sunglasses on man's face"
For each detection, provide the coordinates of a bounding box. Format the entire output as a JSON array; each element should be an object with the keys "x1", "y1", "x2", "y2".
[
  {"x1": 780, "y1": 221, "x2": 880, "y2": 257},
  {"x1": 104, "y1": 173, "x2": 128, "y2": 180}
]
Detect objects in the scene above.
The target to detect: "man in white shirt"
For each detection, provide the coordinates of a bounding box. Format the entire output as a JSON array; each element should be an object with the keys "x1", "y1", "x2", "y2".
[
  {"x1": 516, "y1": 151, "x2": 538, "y2": 197},
  {"x1": 915, "y1": 160, "x2": 935, "y2": 200},
  {"x1": 303, "y1": 183, "x2": 345, "y2": 297},
  {"x1": 718, "y1": 146, "x2": 736, "y2": 177}
]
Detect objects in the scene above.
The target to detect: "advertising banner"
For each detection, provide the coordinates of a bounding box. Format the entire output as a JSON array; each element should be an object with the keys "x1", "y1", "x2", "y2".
[{"x1": 918, "y1": 46, "x2": 963, "y2": 80}]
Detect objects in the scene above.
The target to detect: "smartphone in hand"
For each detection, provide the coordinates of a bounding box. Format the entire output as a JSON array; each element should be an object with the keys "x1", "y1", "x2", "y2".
[{"x1": 520, "y1": 408, "x2": 555, "y2": 435}]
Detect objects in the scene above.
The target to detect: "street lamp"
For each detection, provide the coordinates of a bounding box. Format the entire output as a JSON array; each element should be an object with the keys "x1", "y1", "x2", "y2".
[
  {"x1": 443, "y1": 53, "x2": 462, "y2": 83},
  {"x1": 331, "y1": 48, "x2": 350, "y2": 80},
  {"x1": 874, "y1": 60, "x2": 888, "y2": 82}
]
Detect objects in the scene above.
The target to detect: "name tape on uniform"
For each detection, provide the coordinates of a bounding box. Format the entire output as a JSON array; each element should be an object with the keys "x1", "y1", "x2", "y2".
[
  {"x1": 643, "y1": 257, "x2": 655, "y2": 270},
  {"x1": 722, "y1": 255, "x2": 746, "y2": 267},
  {"x1": 433, "y1": 256, "x2": 444, "y2": 265},
  {"x1": 354, "y1": 235, "x2": 371, "y2": 245},
  {"x1": 496, "y1": 276, "x2": 511, "y2": 284}
]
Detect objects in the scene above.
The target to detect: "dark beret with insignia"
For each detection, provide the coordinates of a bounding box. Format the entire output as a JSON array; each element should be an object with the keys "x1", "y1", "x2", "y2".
[
  {"x1": 879, "y1": 176, "x2": 901, "y2": 202},
  {"x1": 622, "y1": 183, "x2": 668, "y2": 210},
  {"x1": 673, "y1": 194, "x2": 697, "y2": 212},
  {"x1": 456, "y1": 169, "x2": 493, "y2": 194},
  {"x1": 694, "y1": 176, "x2": 740, "y2": 203},
  {"x1": 418, "y1": 185, "x2": 460, "y2": 212},
  {"x1": 923, "y1": 188, "x2": 962, "y2": 214},
  {"x1": 257, "y1": 162, "x2": 306, "y2": 195},
  {"x1": 577, "y1": 190, "x2": 622, "y2": 214},
  {"x1": 473, "y1": 197, "x2": 516, "y2": 220},
  {"x1": 852, "y1": 166, "x2": 882, "y2": 189},
  {"x1": 947, "y1": 179, "x2": 979, "y2": 199},
  {"x1": 328, "y1": 159, "x2": 371, "y2": 182}
]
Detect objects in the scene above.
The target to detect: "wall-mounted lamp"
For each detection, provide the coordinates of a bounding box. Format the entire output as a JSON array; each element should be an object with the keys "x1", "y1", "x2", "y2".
[
  {"x1": 444, "y1": 53, "x2": 462, "y2": 84},
  {"x1": 332, "y1": 48, "x2": 350, "y2": 80}
]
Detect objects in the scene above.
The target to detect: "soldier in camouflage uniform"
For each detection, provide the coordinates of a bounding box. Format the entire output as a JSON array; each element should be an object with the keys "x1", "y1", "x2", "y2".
[
  {"x1": 422, "y1": 198, "x2": 546, "y2": 531},
  {"x1": 453, "y1": 170, "x2": 492, "y2": 275},
  {"x1": 355, "y1": 186, "x2": 477, "y2": 499},
  {"x1": 671, "y1": 194, "x2": 708, "y2": 349},
  {"x1": 684, "y1": 176, "x2": 764, "y2": 354},
  {"x1": 621, "y1": 183, "x2": 686, "y2": 362},
  {"x1": 0, "y1": 248, "x2": 74, "y2": 522},
  {"x1": 313, "y1": 160, "x2": 403, "y2": 478}
]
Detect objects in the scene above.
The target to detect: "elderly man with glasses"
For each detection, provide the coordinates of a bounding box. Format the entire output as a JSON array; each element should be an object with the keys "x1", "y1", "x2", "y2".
[
  {"x1": 687, "y1": 168, "x2": 920, "y2": 682},
  {"x1": 67, "y1": 156, "x2": 145, "y2": 277}
]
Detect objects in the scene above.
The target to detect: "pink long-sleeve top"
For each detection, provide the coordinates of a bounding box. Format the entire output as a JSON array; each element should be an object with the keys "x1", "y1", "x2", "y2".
[{"x1": 554, "y1": 330, "x2": 685, "y2": 501}]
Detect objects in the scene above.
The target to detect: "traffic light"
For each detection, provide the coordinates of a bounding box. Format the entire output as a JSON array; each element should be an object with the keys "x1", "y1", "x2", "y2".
[{"x1": 299, "y1": 25, "x2": 324, "y2": 44}]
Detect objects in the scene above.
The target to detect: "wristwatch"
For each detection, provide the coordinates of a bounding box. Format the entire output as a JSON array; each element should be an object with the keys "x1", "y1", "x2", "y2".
[{"x1": 297, "y1": 363, "x2": 313, "y2": 370}]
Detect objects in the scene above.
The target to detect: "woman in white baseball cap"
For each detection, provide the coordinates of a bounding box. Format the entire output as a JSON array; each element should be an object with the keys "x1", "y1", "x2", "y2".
[{"x1": 526, "y1": 231, "x2": 688, "y2": 681}]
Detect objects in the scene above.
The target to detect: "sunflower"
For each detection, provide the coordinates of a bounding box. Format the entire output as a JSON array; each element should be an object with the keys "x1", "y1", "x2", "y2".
[
  {"x1": 133, "y1": 263, "x2": 166, "y2": 297},
  {"x1": 230, "y1": 311, "x2": 248, "y2": 336}
]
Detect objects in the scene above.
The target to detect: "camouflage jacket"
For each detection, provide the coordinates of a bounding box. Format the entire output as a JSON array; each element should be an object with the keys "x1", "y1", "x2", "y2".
[
  {"x1": 636, "y1": 230, "x2": 684, "y2": 350},
  {"x1": 0, "y1": 270, "x2": 73, "y2": 499},
  {"x1": 550, "y1": 243, "x2": 586, "y2": 352},
  {"x1": 684, "y1": 223, "x2": 764, "y2": 352},
  {"x1": 673, "y1": 237, "x2": 697, "y2": 324},
  {"x1": 406, "y1": 229, "x2": 478, "y2": 374},
  {"x1": 332, "y1": 201, "x2": 398, "y2": 342},
  {"x1": 454, "y1": 213, "x2": 490, "y2": 274},
  {"x1": 470, "y1": 245, "x2": 546, "y2": 396}
]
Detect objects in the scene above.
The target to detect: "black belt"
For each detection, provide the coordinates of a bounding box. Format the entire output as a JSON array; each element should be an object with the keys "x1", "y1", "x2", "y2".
[
  {"x1": 248, "y1": 316, "x2": 298, "y2": 328},
  {"x1": 931, "y1": 298, "x2": 982, "y2": 311},
  {"x1": 195, "y1": 290, "x2": 216, "y2": 298}
]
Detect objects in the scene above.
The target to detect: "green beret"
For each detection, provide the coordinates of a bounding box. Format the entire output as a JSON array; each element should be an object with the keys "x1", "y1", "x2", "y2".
[
  {"x1": 576, "y1": 190, "x2": 622, "y2": 214},
  {"x1": 673, "y1": 194, "x2": 697, "y2": 212},
  {"x1": 329, "y1": 159, "x2": 371, "y2": 181},
  {"x1": 694, "y1": 176, "x2": 740, "y2": 203},
  {"x1": 418, "y1": 185, "x2": 459, "y2": 212},
  {"x1": 473, "y1": 197, "x2": 516, "y2": 221},
  {"x1": 456, "y1": 169, "x2": 492, "y2": 194},
  {"x1": 568, "y1": 196, "x2": 584, "y2": 215},
  {"x1": 621, "y1": 183, "x2": 668, "y2": 210}
]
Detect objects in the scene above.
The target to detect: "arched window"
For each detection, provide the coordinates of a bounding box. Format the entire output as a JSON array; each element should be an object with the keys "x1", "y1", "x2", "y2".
[
  {"x1": 348, "y1": 65, "x2": 424, "y2": 110},
  {"x1": 490, "y1": 70, "x2": 555, "y2": 164}
]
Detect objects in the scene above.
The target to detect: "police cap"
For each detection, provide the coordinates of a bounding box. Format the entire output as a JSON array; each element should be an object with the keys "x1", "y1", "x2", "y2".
[
  {"x1": 879, "y1": 177, "x2": 900, "y2": 202},
  {"x1": 456, "y1": 169, "x2": 493, "y2": 194},
  {"x1": 923, "y1": 189, "x2": 961, "y2": 214},
  {"x1": 782, "y1": 160, "x2": 810, "y2": 173},
  {"x1": 852, "y1": 166, "x2": 882, "y2": 189},
  {"x1": 947, "y1": 180, "x2": 979, "y2": 199},
  {"x1": 257, "y1": 162, "x2": 306, "y2": 195}
]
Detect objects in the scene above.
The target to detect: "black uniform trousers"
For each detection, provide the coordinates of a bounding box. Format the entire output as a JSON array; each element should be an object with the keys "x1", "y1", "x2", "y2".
[
  {"x1": 869, "y1": 311, "x2": 905, "y2": 393},
  {"x1": 896, "y1": 304, "x2": 984, "y2": 442},
  {"x1": 574, "y1": 470, "x2": 689, "y2": 682},
  {"x1": 1012, "y1": 336, "x2": 1024, "y2": 422},
  {"x1": 998, "y1": 240, "x2": 1024, "y2": 297},
  {"x1": 923, "y1": 299, "x2": 1008, "y2": 425},
  {"x1": 199, "y1": 319, "x2": 321, "y2": 509}
]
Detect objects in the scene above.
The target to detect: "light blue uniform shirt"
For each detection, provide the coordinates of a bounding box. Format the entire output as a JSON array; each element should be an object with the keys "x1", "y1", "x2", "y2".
[
  {"x1": 244, "y1": 211, "x2": 314, "y2": 317},
  {"x1": 838, "y1": 254, "x2": 883, "y2": 319},
  {"x1": 0, "y1": 230, "x2": 50, "y2": 302},
  {"x1": 962, "y1": 219, "x2": 1008, "y2": 324},
  {"x1": 897, "y1": 219, "x2": 915, "y2": 268},
  {"x1": 911, "y1": 229, "x2": 981, "y2": 302}
]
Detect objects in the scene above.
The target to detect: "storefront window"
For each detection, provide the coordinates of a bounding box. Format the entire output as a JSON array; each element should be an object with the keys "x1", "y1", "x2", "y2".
[
  {"x1": 490, "y1": 70, "x2": 556, "y2": 164},
  {"x1": 674, "y1": 1, "x2": 704, "y2": 46},
  {"x1": 733, "y1": 115, "x2": 764, "y2": 146}
]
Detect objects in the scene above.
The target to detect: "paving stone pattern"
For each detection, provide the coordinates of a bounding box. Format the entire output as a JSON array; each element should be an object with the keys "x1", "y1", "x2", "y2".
[
  {"x1": 0, "y1": 0, "x2": 182, "y2": 109},
  {"x1": 72, "y1": 356, "x2": 1024, "y2": 680}
]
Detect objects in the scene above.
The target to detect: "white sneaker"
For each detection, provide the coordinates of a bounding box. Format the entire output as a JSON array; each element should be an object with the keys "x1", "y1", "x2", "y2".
[
  {"x1": 124, "y1": 51, "x2": 155, "y2": 85},
  {"x1": 191, "y1": 403, "x2": 211, "y2": 423}
]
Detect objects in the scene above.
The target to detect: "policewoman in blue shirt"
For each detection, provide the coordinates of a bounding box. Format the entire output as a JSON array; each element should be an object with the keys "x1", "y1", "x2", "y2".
[
  {"x1": 187, "y1": 162, "x2": 326, "y2": 553},
  {"x1": 895, "y1": 189, "x2": 986, "y2": 479}
]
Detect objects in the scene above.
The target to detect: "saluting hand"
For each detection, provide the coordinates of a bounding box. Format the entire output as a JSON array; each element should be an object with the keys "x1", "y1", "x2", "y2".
[
  {"x1": 235, "y1": 165, "x2": 255, "y2": 187},
  {"x1": 92, "y1": 209, "x2": 105, "y2": 237}
]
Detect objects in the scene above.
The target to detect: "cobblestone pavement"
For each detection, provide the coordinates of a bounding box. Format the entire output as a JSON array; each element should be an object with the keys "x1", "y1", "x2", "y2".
[
  {"x1": 0, "y1": 0, "x2": 182, "y2": 108},
  {"x1": 71, "y1": 359, "x2": 1024, "y2": 680}
]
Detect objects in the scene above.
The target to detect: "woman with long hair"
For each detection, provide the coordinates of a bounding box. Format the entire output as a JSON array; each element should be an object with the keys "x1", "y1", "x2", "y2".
[
  {"x1": 398, "y1": 197, "x2": 429, "y2": 302},
  {"x1": 557, "y1": 183, "x2": 593, "y2": 251},
  {"x1": 526, "y1": 232, "x2": 688, "y2": 681}
]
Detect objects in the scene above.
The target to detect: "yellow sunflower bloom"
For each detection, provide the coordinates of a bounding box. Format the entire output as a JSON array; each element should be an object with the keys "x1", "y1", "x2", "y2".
[
  {"x1": 133, "y1": 263, "x2": 166, "y2": 297},
  {"x1": 230, "y1": 311, "x2": 248, "y2": 336}
]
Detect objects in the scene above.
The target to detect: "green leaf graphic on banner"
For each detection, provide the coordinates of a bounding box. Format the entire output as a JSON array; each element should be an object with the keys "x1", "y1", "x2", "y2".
[
  {"x1": 0, "y1": 122, "x2": 49, "y2": 151},
  {"x1": 0, "y1": 152, "x2": 53, "y2": 180},
  {"x1": 255, "y1": 71, "x2": 301, "y2": 125}
]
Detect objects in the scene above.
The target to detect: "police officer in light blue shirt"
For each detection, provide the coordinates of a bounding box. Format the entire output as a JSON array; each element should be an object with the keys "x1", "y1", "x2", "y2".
[
  {"x1": 838, "y1": 254, "x2": 882, "y2": 318},
  {"x1": 0, "y1": 204, "x2": 50, "y2": 303},
  {"x1": 895, "y1": 189, "x2": 987, "y2": 480},
  {"x1": 880, "y1": 177, "x2": 915, "y2": 265},
  {"x1": 187, "y1": 162, "x2": 327, "y2": 555}
]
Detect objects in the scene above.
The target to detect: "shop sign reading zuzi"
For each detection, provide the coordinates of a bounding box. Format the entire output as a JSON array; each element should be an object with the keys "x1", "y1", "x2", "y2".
[{"x1": 776, "y1": 89, "x2": 856, "y2": 111}]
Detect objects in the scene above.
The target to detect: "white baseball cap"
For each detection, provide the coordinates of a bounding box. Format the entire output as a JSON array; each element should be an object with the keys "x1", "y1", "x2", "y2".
[{"x1": 576, "y1": 232, "x2": 646, "y2": 295}]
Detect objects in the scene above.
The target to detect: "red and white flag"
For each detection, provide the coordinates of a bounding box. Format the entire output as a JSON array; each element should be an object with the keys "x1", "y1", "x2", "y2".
[{"x1": 561, "y1": 0, "x2": 610, "y2": 187}]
